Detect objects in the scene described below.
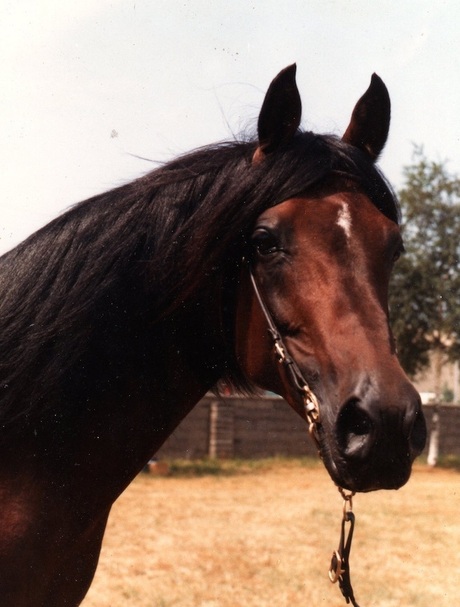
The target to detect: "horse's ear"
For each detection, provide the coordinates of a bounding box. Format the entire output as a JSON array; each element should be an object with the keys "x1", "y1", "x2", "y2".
[
  {"x1": 253, "y1": 64, "x2": 302, "y2": 163},
  {"x1": 342, "y1": 73, "x2": 390, "y2": 161}
]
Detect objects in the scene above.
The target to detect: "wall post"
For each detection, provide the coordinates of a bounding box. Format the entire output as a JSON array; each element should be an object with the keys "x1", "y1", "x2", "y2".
[{"x1": 209, "y1": 400, "x2": 234, "y2": 458}]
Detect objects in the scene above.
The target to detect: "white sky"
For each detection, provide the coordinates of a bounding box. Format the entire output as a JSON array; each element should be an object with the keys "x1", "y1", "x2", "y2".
[{"x1": 2, "y1": 0, "x2": 460, "y2": 253}]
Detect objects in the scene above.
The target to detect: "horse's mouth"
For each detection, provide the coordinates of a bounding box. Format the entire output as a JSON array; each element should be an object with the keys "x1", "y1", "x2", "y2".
[
  {"x1": 317, "y1": 429, "x2": 414, "y2": 493},
  {"x1": 325, "y1": 456, "x2": 412, "y2": 493}
]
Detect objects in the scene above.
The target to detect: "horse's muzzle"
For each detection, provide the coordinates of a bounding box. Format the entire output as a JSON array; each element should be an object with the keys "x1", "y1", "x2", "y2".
[{"x1": 333, "y1": 384, "x2": 427, "y2": 492}]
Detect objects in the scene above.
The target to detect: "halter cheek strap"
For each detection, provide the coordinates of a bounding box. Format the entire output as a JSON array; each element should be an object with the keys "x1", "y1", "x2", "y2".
[{"x1": 249, "y1": 269, "x2": 321, "y2": 448}]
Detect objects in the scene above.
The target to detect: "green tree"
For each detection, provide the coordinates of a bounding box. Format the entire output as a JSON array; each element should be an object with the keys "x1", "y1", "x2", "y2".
[{"x1": 389, "y1": 147, "x2": 460, "y2": 384}]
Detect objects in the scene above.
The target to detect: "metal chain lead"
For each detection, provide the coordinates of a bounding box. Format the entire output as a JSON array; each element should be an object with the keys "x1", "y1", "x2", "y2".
[{"x1": 302, "y1": 387, "x2": 322, "y2": 454}]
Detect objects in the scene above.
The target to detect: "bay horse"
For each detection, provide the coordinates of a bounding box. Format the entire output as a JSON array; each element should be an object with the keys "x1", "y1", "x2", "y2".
[{"x1": 0, "y1": 64, "x2": 425, "y2": 605}]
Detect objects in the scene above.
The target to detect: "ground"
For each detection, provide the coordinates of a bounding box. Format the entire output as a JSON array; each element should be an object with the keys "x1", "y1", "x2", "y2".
[{"x1": 83, "y1": 459, "x2": 459, "y2": 607}]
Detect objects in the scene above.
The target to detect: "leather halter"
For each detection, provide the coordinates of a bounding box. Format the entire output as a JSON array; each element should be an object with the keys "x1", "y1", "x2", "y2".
[
  {"x1": 250, "y1": 268, "x2": 360, "y2": 607},
  {"x1": 249, "y1": 269, "x2": 321, "y2": 451}
]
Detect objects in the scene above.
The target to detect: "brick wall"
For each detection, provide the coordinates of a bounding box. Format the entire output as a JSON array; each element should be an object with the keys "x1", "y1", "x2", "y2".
[{"x1": 156, "y1": 395, "x2": 460, "y2": 460}]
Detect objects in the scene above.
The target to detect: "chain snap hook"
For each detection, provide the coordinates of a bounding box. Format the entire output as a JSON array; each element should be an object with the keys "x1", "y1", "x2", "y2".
[{"x1": 328, "y1": 487, "x2": 360, "y2": 607}]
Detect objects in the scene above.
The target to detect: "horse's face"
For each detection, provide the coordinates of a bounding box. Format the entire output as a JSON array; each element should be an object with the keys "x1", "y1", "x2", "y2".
[
  {"x1": 236, "y1": 188, "x2": 426, "y2": 492},
  {"x1": 233, "y1": 65, "x2": 426, "y2": 492}
]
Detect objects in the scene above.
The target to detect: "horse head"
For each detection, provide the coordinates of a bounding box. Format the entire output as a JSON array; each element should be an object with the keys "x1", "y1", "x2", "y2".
[{"x1": 236, "y1": 65, "x2": 426, "y2": 492}]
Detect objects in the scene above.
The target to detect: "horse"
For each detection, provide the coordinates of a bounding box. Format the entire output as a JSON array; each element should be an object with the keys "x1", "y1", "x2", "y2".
[{"x1": 0, "y1": 64, "x2": 426, "y2": 606}]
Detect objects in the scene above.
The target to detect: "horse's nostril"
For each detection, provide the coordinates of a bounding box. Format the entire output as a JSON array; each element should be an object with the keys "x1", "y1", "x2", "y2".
[
  {"x1": 409, "y1": 407, "x2": 427, "y2": 455},
  {"x1": 336, "y1": 398, "x2": 374, "y2": 460}
]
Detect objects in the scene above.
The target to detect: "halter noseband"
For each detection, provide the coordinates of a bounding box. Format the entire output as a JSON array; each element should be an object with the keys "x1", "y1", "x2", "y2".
[{"x1": 249, "y1": 269, "x2": 321, "y2": 451}]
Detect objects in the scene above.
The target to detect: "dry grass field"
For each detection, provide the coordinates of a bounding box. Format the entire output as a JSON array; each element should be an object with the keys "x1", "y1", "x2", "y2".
[{"x1": 83, "y1": 459, "x2": 459, "y2": 607}]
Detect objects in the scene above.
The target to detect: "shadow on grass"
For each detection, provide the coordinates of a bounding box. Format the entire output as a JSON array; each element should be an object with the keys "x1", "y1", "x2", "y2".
[
  {"x1": 416, "y1": 453, "x2": 460, "y2": 471},
  {"x1": 144, "y1": 455, "x2": 460, "y2": 479},
  {"x1": 145, "y1": 456, "x2": 322, "y2": 478},
  {"x1": 437, "y1": 454, "x2": 460, "y2": 471}
]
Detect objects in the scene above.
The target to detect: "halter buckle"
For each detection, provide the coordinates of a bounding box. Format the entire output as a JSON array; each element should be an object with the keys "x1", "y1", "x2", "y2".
[
  {"x1": 303, "y1": 387, "x2": 320, "y2": 425},
  {"x1": 274, "y1": 340, "x2": 287, "y2": 363}
]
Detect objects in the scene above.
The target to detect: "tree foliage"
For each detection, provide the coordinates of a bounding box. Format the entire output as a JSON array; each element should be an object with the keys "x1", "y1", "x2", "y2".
[{"x1": 389, "y1": 147, "x2": 460, "y2": 377}]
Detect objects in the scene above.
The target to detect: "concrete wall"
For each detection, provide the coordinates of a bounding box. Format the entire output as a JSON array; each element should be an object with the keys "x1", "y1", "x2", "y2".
[{"x1": 155, "y1": 395, "x2": 460, "y2": 460}]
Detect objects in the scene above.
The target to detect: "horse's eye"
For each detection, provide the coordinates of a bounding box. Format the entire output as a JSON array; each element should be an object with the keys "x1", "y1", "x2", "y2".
[
  {"x1": 392, "y1": 245, "x2": 405, "y2": 264},
  {"x1": 252, "y1": 228, "x2": 279, "y2": 256}
]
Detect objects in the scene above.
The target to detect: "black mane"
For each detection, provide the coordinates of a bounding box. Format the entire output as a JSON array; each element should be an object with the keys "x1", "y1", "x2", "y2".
[{"x1": 0, "y1": 132, "x2": 398, "y2": 426}]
